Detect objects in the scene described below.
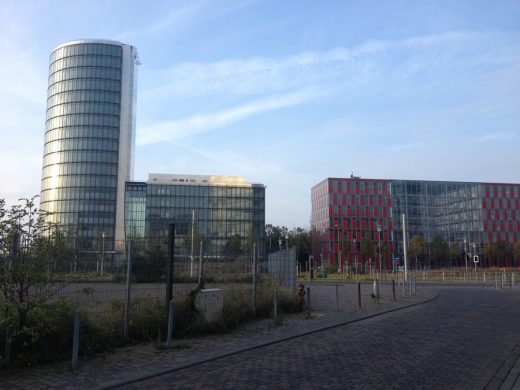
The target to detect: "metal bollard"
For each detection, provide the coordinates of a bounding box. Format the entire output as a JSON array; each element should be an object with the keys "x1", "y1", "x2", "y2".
[
  {"x1": 165, "y1": 300, "x2": 174, "y2": 349},
  {"x1": 72, "y1": 310, "x2": 80, "y2": 370},
  {"x1": 392, "y1": 279, "x2": 396, "y2": 301},
  {"x1": 512, "y1": 273, "x2": 515, "y2": 288},
  {"x1": 306, "y1": 286, "x2": 311, "y2": 316},
  {"x1": 495, "y1": 273, "x2": 498, "y2": 289},
  {"x1": 274, "y1": 289, "x2": 279, "y2": 323},
  {"x1": 336, "y1": 285, "x2": 340, "y2": 312},
  {"x1": 357, "y1": 282, "x2": 361, "y2": 308},
  {"x1": 373, "y1": 280, "x2": 380, "y2": 304}
]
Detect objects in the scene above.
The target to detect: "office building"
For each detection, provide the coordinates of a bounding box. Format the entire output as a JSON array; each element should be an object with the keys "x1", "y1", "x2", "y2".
[
  {"x1": 40, "y1": 40, "x2": 138, "y2": 254},
  {"x1": 125, "y1": 174, "x2": 266, "y2": 266},
  {"x1": 311, "y1": 177, "x2": 520, "y2": 271}
]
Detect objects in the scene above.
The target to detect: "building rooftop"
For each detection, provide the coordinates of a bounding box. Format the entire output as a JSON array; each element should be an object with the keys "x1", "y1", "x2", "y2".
[{"x1": 147, "y1": 173, "x2": 264, "y2": 187}]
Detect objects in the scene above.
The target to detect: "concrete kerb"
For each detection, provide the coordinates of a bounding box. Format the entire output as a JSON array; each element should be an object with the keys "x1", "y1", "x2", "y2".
[{"x1": 100, "y1": 292, "x2": 439, "y2": 390}]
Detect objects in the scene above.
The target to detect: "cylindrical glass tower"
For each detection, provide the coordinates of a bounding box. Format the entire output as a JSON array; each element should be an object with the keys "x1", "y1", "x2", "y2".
[{"x1": 41, "y1": 39, "x2": 137, "y2": 257}]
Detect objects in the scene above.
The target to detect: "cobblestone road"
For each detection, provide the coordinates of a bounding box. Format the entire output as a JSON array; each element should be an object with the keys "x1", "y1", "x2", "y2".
[{"x1": 119, "y1": 287, "x2": 520, "y2": 390}]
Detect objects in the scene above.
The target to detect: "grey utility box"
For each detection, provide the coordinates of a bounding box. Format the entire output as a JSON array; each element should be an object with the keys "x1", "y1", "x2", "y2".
[{"x1": 196, "y1": 288, "x2": 224, "y2": 323}]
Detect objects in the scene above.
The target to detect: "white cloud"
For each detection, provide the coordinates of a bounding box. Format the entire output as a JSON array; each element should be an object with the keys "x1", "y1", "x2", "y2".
[
  {"x1": 142, "y1": 30, "x2": 518, "y2": 101},
  {"x1": 474, "y1": 131, "x2": 519, "y2": 143},
  {"x1": 117, "y1": 0, "x2": 258, "y2": 40},
  {"x1": 137, "y1": 88, "x2": 320, "y2": 145}
]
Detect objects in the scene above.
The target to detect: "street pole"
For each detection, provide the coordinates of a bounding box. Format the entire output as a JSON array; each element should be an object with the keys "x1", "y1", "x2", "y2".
[
  {"x1": 101, "y1": 231, "x2": 105, "y2": 276},
  {"x1": 377, "y1": 224, "x2": 382, "y2": 280},
  {"x1": 473, "y1": 242, "x2": 476, "y2": 273},
  {"x1": 190, "y1": 209, "x2": 194, "y2": 278},
  {"x1": 465, "y1": 239, "x2": 469, "y2": 272},
  {"x1": 402, "y1": 213, "x2": 408, "y2": 282},
  {"x1": 353, "y1": 238, "x2": 357, "y2": 280},
  {"x1": 198, "y1": 240, "x2": 203, "y2": 287}
]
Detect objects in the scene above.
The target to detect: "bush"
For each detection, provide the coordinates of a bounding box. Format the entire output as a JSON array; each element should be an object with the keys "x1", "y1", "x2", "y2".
[
  {"x1": 0, "y1": 299, "x2": 76, "y2": 367},
  {"x1": 0, "y1": 282, "x2": 302, "y2": 369}
]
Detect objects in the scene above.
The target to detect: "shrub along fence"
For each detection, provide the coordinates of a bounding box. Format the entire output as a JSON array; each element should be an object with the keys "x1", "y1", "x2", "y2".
[{"x1": 0, "y1": 268, "x2": 300, "y2": 368}]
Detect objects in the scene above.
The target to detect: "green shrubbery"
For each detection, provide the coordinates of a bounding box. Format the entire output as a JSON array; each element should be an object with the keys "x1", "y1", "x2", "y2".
[
  {"x1": 1, "y1": 282, "x2": 301, "y2": 369},
  {"x1": 0, "y1": 299, "x2": 76, "y2": 367}
]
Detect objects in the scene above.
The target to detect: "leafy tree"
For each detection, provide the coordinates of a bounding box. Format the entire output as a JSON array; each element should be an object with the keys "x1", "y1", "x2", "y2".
[
  {"x1": 495, "y1": 240, "x2": 512, "y2": 268},
  {"x1": 513, "y1": 241, "x2": 520, "y2": 268},
  {"x1": 288, "y1": 227, "x2": 311, "y2": 271},
  {"x1": 0, "y1": 197, "x2": 70, "y2": 361},
  {"x1": 448, "y1": 242, "x2": 461, "y2": 269},
  {"x1": 360, "y1": 231, "x2": 375, "y2": 273},
  {"x1": 409, "y1": 235, "x2": 425, "y2": 270},
  {"x1": 264, "y1": 224, "x2": 289, "y2": 255},
  {"x1": 224, "y1": 234, "x2": 243, "y2": 260},
  {"x1": 483, "y1": 242, "x2": 496, "y2": 267},
  {"x1": 429, "y1": 236, "x2": 449, "y2": 268}
]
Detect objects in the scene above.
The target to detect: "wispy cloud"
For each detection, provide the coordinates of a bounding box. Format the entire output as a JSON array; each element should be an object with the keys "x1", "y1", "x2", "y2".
[
  {"x1": 474, "y1": 131, "x2": 519, "y2": 143},
  {"x1": 117, "y1": 0, "x2": 258, "y2": 40},
  {"x1": 142, "y1": 31, "x2": 519, "y2": 101},
  {"x1": 137, "y1": 88, "x2": 320, "y2": 145}
]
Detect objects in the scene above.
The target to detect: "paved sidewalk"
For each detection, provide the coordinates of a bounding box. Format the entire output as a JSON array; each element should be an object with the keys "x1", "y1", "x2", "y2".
[{"x1": 0, "y1": 286, "x2": 435, "y2": 390}]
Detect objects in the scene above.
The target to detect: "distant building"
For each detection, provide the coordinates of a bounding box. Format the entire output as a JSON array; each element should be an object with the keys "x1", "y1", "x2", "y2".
[
  {"x1": 125, "y1": 174, "x2": 266, "y2": 266},
  {"x1": 311, "y1": 177, "x2": 520, "y2": 271},
  {"x1": 40, "y1": 39, "x2": 138, "y2": 254}
]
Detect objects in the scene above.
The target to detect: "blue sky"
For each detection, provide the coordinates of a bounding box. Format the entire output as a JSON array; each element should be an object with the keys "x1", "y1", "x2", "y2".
[{"x1": 1, "y1": 0, "x2": 519, "y2": 227}]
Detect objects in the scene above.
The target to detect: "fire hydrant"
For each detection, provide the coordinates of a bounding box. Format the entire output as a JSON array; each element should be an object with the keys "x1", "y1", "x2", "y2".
[{"x1": 297, "y1": 283, "x2": 306, "y2": 307}]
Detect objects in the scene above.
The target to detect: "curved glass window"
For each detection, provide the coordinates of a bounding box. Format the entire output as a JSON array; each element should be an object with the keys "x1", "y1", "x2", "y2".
[{"x1": 41, "y1": 41, "x2": 128, "y2": 252}]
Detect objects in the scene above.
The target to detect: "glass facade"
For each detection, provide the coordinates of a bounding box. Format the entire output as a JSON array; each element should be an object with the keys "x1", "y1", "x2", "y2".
[
  {"x1": 125, "y1": 175, "x2": 266, "y2": 260},
  {"x1": 311, "y1": 178, "x2": 520, "y2": 269},
  {"x1": 40, "y1": 40, "x2": 137, "y2": 253}
]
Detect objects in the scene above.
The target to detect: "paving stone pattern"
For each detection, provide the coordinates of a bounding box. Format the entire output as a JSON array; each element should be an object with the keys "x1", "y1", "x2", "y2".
[
  {"x1": 2, "y1": 283, "x2": 519, "y2": 389},
  {"x1": 118, "y1": 287, "x2": 520, "y2": 390}
]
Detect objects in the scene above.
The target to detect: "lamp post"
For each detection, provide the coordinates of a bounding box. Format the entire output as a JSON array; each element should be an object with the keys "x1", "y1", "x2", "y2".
[
  {"x1": 353, "y1": 237, "x2": 357, "y2": 280},
  {"x1": 473, "y1": 242, "x2": 477, "y2": 272},
  {"x1": 377, "y1": 223, "x2": 382, "y2": 279},
  {"x1": 101, "y1": 231, "x2": 105, "y2": 276},
  {"x1": 464, "y1": 239, "x2": 468, "y2": 272},
  {"x1": 334, "y1": 220, "x2": 340, "y2": 274}
]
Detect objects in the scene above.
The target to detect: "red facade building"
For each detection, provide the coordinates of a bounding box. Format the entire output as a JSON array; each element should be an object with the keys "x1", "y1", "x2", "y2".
[{"x1": 311, "y1": 177, "x2": 520, "y2": 271}]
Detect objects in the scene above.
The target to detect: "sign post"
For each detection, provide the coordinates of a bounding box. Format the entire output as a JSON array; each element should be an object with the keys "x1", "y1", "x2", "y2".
[{"x1": 473, "y1": 255, "x2": 479, "y2": 273}]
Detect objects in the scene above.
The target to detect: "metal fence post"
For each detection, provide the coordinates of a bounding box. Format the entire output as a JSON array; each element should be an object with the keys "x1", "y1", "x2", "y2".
[
  {"x1": 274, "y1": 289, "x2": 279, "y2": 323},
  {"x1": 165, "y1": 300, "x2": 174, "y2": 349},
  {"x1": 124, "y1": 242, "x2": 132, "y2": 339},
  {"x1": 306, "y1": 286, "x2": 311, "y2": 316},
  {"x1": 166, "y1": 224, "x2": 175, "y2": 312},
  {"x1": 71, "y1": 310, "x2": 80, "y2": 370},
  {"x1": 336, "y1": 285, "x2": 339, "y2": 312},
  {"x1": 252, "y1": 243, "x2": 256, "y2": 318}
]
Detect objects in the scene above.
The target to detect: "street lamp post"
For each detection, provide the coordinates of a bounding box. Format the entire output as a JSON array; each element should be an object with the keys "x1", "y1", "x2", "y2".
[
  {"x1": 101, "y1": 231, "x2": 105, "y2": 276},
  {"x1": 335, "y1": 221, "x2": 341, "y2": 274},
  {"x1": 464, "y1": 239, "x2": 468, "y2": 273},
  {"x1": 377, "y1": 224, "x2": 382, "y2": 280},
  {"x1": 353, "y1": 237, "x2": 357, "y2": 280},
  {"x1": 473, "y1": 242, "x2": 477, "y2": 272}
]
